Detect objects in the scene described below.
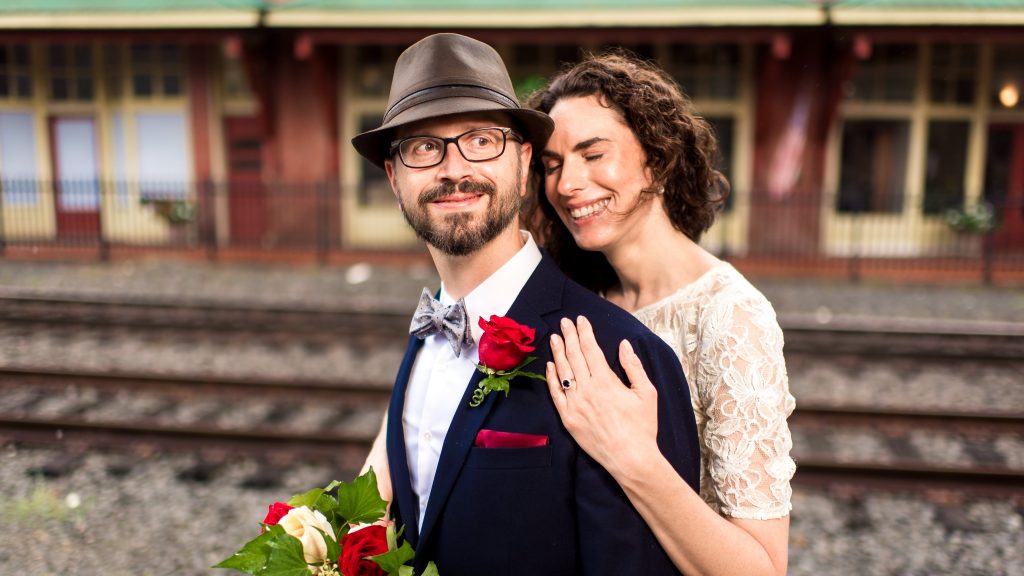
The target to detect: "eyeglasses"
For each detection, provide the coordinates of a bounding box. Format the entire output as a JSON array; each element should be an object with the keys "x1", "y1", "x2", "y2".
[{"x1": 389, "y1": 127, "x2": 522, "y2": 169}]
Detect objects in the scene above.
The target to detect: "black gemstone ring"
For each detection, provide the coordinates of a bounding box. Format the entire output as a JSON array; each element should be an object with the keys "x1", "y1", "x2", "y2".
[{"x1": 561, "y1": 378, "x2": 574, "y2": 390}]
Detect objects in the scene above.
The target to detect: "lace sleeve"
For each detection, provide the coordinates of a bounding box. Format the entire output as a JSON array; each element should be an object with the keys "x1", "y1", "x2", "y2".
[{"x1": 696, "y1": 293, "x2": 796, "y2": 520}]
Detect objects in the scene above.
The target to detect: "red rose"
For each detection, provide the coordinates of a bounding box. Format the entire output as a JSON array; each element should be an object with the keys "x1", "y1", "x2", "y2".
[
  {"x1": 261, "y1": 502, "x2": 293, "y2": 533},
  {"x1": 478, "y1": 315, "x2": 536, "y2": 371},
  {"x1": 339, "y1": 525, "x2": 389, "y2": 576}
]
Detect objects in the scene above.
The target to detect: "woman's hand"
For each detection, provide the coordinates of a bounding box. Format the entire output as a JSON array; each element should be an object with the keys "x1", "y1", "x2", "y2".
[{"x1": 546, "y1": 315, "x2": 660, "y2": 476}]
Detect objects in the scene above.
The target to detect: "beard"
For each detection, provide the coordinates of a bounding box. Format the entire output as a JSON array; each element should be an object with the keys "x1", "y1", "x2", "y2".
[{"x1": 398, "y1": 165, "x2": 522, "y2": 257}]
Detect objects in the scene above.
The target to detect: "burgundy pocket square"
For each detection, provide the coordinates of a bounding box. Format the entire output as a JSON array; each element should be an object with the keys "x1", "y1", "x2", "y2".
[{"x1": 474, "y1": 429, "x2": 550, "y2": 448}]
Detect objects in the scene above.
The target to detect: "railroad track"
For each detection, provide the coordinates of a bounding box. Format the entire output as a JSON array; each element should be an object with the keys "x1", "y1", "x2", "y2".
[
  {"x1": 5, "y1": 292, "x2": 1024, "y2": 358},
  {"x1": 2, "y1": 367, "x2": 1022, "y2": 493}
]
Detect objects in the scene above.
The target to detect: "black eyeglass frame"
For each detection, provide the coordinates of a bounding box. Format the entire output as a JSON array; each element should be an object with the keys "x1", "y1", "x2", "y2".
[{"x1": 388, "y1": 126, "x2": 523, "y2": 169}]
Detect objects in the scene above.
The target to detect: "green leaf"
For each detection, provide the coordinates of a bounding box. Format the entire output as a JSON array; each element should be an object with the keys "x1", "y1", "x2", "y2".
[
  {"x1": 287, "y1": 487, "x2": 326, "y2": 509},
  {"x1": 335, "y1": 469, "x2": 388, "y2": 526},
  {"x1": 261, "y1": 531, "x2": 311, "y2": 576},
  {"x1": 419, "y1": 561, "x2": 441, "y2": 576},
  {"x1": 514, "y1": 370, "x2": 547, "y2": 381},
  {"x1": 213, "y1": 524, "x2": 277, "y2": 573},
  {"x1": 317, "y1": 526, "x2": 342, "y2": 567},
  {"x1": 399, "y1": 567, "x2": 415, "y2": 576},
  {"x1": 369, "y1": 539, "x2": 416, "y2": 573}
]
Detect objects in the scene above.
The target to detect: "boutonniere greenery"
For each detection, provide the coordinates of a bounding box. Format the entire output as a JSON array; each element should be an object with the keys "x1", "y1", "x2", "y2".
[{"x1": 470, "y1": 315, "x2": 547, "y2": 407}]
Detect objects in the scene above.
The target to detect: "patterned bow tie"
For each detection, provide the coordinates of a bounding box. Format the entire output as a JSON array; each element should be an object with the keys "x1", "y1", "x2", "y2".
[{"x1": 409, "y1": 287, "x2": 473, "y2": 357}]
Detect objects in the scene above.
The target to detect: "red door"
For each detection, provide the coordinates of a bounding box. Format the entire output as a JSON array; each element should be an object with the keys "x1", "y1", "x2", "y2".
[
  {"x1": 225, "y1": 116, "x2": 266, "y2": 245},
  {"x1": 50, "y1": 116, "x2": 101, "y2": 238},
  {"x1": 986, "y1": 124, "x2": 1024, "y2": 250}
]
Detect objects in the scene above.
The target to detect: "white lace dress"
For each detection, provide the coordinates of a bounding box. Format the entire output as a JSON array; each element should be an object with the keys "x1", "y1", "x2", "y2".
[{"x1": 632, "y1": 264, "x2": 796, "y2": 520}]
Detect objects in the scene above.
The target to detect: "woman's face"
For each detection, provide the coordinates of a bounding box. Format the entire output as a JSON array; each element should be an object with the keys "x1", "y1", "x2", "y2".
[{"x1": 540, "y1": 94, "x2": 655, "y2": 254}]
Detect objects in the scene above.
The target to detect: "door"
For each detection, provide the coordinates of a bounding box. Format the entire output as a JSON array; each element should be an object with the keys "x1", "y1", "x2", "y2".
[
  {"x1": 985, "y1": 124, "x2": 1024, "y2": 250},
  {"x1": 50, "y1": 116, "x2": 101, "y2": 238},
  {"x1": 224, "y1": 116, "x2": 266, "y2": 245}
]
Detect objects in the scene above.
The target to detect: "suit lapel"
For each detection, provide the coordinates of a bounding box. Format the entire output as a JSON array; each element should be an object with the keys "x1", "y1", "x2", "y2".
[
  {"x1": 386, "y1": 334, "x2": 423, "y2": 546},
  {"x1": 416, "y1": 255, "x2": 563, "y2": 548}
]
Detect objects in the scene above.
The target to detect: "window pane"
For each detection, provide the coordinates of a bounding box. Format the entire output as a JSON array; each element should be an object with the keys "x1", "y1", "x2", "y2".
[
  {"x1": 707, "y1": 116, "x2": 734, "y2": 210},
  {"x1": 49, "y1": 45, "x2": 65, "y2": 67},
  {"x1": 358, "y1": 113, "x2": 393, "y2": 206},
  {"x1": 131, "y1": 44, "x2": 152, "y2": 67},
  {"x1": 0, "y1": 76, "x2": 7, "y2": 97},
  {"x1": 163, "y1": 73, "x2": 182, "y2": 96},
  {"x1": 136, "y1": 112, "x2": 189, "y2": 199},
  {"x1": 838, "y1": 120, "x2": 909, "y2": 214},
  {"x1": 929, "y1": 43, "x2": 976, "y2": 105},
  {"x1": 984, "y1": 126, "x2": 1012, "y2": 208},
  {"x1": 991, "y1": 45, "x2": 1024, "y2": 111},
  {"x1": 51, "y1": 76, "x2": 69, "y2": 100},
  {"x1": 16, "y1": 74, "x2": 31, "y2": 98},
  {"x1": 667, "y1": 43, "x2": 740, "y2": 100},
  {"x1": 73, "y1": 44, "x2": 92, "y2": 68},
  {"x1": 846, "y1": 44, "x2": 917, "y2": 102},
  {"x1": 76, "y1": 77, "x2": 93, "y2": 100},
  {"x1": 13, "y1": 44, "x2": 29, "y2": 66},
  {"x1": 0, "y1": 111, "x2": 39, "y2": 204},
  {"x1": 133, "y1": 74, "x2": 152, "y2": 96},
  {"x1": 923, "y1": 121, "x2": 969, "y2": 214}
]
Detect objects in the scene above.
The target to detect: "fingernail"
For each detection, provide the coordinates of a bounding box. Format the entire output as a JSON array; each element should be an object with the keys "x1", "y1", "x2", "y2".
[
  {"x1": 560, "y1": 317, "x2": 571, "y2": 328},
  {"x1": 577, "y1": 315, "x2": 589, "y2": 326},
  {"x1": 622, "y1": 339, "x2": 635, "y2": 356}
]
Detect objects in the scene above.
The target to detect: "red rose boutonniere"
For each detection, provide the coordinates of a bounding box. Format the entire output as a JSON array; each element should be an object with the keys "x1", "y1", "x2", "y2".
[{"x1": 470, "y1": 315, "x2": 547, "y2": 407}]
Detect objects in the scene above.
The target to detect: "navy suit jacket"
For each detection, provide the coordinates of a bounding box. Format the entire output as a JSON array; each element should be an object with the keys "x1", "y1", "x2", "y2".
[{"x1": 387, "y1": 254, "x2": 700, "y2": 575}]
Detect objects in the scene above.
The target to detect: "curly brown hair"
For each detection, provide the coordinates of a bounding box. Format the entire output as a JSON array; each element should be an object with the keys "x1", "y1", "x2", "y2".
[{"x1": 526, "y1": 50, "x2": 729, "y2": 293}]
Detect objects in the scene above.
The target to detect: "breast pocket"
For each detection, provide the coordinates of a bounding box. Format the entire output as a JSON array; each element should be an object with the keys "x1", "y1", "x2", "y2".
[{"x1": 465, "y1": 445, "x2": 552, "y2": 469}]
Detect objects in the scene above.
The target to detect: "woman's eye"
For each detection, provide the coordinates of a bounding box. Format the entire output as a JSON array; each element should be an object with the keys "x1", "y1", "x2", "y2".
[{"x1": 544, "y1": 163, "x2": 561, "y2": 175}]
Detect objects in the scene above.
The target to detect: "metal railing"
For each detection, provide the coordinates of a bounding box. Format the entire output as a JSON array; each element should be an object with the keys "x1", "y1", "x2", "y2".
[{"x1": 1, "y1": 180, "x2": 1021, "y2": 284}]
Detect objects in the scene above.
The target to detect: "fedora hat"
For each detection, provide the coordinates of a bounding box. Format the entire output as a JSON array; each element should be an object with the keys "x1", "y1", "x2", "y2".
[{"x1": 351, "y1": 33, "x2": 554, "y2": 168}]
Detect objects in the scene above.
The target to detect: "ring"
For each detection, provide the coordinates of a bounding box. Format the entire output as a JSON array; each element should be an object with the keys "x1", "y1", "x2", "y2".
[{"x1": 561, "y1": 378, "x2": 574, "y2": 390}]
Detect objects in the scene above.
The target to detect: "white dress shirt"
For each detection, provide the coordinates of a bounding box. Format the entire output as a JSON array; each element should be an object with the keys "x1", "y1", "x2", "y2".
[{"x1": 403, "y1": 231, "x2": 543, "y2": 529}]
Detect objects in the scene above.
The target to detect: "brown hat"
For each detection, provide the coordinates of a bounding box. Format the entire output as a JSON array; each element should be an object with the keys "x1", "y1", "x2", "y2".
[{"x1": 351, "y1": 33, "x2": 554, "y2": 168}]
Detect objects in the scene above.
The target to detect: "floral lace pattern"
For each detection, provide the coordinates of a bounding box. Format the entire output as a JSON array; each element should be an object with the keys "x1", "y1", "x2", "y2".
[{"x1": 633, "y1": 264, "x2": 796, "y2": 520}]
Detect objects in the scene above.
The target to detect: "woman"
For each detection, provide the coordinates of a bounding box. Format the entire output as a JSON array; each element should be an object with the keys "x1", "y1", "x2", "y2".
[{"x1": 528, "y1": 52, "x2": 795, "y2": 576}]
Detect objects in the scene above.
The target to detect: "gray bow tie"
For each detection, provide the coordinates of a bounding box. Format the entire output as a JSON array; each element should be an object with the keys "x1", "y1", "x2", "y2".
[{"x1": 410, "y1": 287, "x2": 473, "y2": 357}]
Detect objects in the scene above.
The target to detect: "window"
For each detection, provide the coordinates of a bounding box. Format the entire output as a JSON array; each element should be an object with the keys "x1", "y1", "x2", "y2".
[
  {"x1": 130, "y1": 44, "x2": 184, "y2": 98},
  {"x1": 667, "y1": 44, "x2": 740, "y2": 100},
  {"x1": 930, "y1": 43, "x2": 977, "y2": 105},
  {"x1": 846, "y1": 44, "x2": 917, "y2": 103},
  {"x1": 48, "y1": 44, "x2": 94, "y2": 102},
  {"x1": 0, "y1": 111, "x2": 38, "y2": 204},
  {"x1": 0, "y1": 44, "x2": 32, "y2": 100},
  {"x1": 838, "y1": 120, "x2": 909, "y2": 214},
  {"x1": 991, "y1": 45, "x2": 1024, "y2": 111},
  {"x1": 357, "y1": 113, "x2": 393, "y2": 206},
  {"x1": 136, "y1": 112, "x2": 189, "y2": 200},
  {"x1": 923, "y1": 121, "x2": 969, "y2": 214},
  {"x1": 707, "y1": 116, "x2": 735, "y2": 209}
]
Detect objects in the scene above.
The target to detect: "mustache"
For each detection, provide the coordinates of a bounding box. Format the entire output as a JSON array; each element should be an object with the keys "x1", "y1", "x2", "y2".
[{"x1": 419, "y1": 180, "x2": 496, "y2": 206}]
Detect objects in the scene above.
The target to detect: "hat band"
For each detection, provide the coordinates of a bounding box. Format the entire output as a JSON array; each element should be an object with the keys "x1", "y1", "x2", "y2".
[{"x1": 384, "y1": 84, "x2": 519, "y2": 124}]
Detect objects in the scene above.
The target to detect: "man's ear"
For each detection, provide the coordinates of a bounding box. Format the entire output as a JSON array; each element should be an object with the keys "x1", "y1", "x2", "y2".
[
  {"x1": 384, "y1": 159, "x2": 399, "y2": 199},
  {"x1": 518, "y1": 142, "x2": 533, "y2": 198}
]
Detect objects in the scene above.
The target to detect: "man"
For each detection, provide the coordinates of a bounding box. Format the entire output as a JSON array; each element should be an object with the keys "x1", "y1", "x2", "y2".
[{"x1": 352, "y1": 33, "x2": 699, "y2": 575}]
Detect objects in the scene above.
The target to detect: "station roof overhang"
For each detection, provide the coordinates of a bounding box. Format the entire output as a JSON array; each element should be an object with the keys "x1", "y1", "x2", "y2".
[{"x1": 1, "y1": 1, "x2": 1022, "y2": 34}]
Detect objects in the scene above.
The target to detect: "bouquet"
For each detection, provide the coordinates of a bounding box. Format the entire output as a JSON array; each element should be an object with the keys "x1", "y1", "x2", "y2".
[{"x1": 215, "y1": 469, "x2": 437, "y2": 576}]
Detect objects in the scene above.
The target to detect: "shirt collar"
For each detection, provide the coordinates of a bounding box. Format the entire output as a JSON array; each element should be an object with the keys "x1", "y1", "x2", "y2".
[{"x1": 439, "y1": 230, "x2": 542, "y2": 344}]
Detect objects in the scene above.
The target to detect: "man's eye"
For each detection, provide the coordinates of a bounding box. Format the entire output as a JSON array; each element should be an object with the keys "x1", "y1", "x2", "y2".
[
  {"x1": 585, "y1": 154, "x2": 603, "y2": 162},
  {"x1": 413, "y1": 141, "x2": 439, "y2": 154}
]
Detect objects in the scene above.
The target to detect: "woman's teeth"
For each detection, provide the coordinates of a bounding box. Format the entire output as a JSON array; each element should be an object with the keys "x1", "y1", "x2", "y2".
[{"x1": 570, "y1": 199, "x2": 610, "y2": 219}]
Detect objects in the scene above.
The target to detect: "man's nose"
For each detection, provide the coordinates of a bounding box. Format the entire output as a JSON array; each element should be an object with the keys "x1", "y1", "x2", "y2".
[{"x1": 437, "y1": 141, "x2": 474, "y2": 181}]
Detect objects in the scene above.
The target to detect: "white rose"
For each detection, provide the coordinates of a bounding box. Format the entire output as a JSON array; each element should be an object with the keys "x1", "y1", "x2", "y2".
[{"x1": 277, "y1": 506, "x2": 336, "y2": 564}]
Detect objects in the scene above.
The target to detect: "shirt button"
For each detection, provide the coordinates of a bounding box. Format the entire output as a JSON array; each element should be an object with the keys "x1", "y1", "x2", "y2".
[{"x1": 423, "y1": 432, "x2": 432, "y2": 442}]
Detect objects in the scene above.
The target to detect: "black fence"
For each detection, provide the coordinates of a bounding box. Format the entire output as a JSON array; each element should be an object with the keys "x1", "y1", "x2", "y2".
[{"x1": 1, "y1": 180, "x2": 1021, "y2": 284}]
